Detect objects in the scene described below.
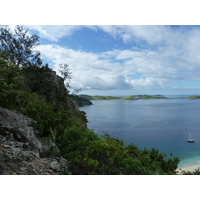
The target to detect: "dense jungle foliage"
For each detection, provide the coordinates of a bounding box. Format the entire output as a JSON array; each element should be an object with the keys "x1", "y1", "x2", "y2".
[{"x1": 0, "y1": 25, "x2": 182, "y2": 175}]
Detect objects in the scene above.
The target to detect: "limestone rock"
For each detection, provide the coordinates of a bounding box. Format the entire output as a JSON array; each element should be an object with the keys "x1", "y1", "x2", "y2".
[{"x1": 0, "y1": 107, "x2": 68, "y2": 175}]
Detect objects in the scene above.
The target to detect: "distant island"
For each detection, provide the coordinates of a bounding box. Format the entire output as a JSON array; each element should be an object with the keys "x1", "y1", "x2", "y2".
[
  {"x1": 134, "y1": 94, "x2": 167, "y2": 99},
  {"x1": 186, "y1": 96, "x2": 200, "y2": 99},
  {"x1": 79, "y1": 94, "x2": 168, "y2": 101},
  {"x1": 79, "y1": 94, "x2": 122, "y2": 100},
  {"x1": 78, "y1": 94, "x2": 200, "y2": 106}
]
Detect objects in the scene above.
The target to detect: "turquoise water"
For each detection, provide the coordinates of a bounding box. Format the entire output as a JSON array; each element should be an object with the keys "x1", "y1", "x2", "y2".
[
  {"x1": 80, "y1": 99, "x2": 200, "y2": 166},
  {"x1": 178, "y1": 156, "x2": 200, "y2": 168}
]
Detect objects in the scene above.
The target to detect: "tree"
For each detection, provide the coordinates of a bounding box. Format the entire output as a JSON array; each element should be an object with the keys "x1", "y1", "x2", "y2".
[
  {"x1": 0, "y1": 25, "x2": 41, "y2": 67},
  {"x1": 58, "y1": 63, "x2": 72, "y2": 88},
  {"x1": 0, "y1": 52, "x2": 25, "y2": 91}
]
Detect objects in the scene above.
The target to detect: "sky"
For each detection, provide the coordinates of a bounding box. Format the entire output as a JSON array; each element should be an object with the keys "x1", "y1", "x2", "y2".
[{"x1": 17, "y1": 25, "x2": 200, "y2": 96}]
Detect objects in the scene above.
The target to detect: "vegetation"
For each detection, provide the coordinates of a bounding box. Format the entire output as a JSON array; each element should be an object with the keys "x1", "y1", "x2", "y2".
[
  {"x1": 79, "y1": 94, "x2": 168, "y2": 100},
  {"x1": 70, "y1": 95, "x2": 93, "y2": 107},
  {"x1": 57, "y1": 130, "x2": 179, "y2": 175},
  {"x1": 0, "y1": 25, "x2": 181, "y2": 175},
  {"x1": 137, "y1": 94, "x2": 167, "y2": 99},
  {"x1": 186, "y1": 96, "x2": 200, "y2": 99},
  {"x1": 79, "y1": 95, "x2": 122, "y2": 100},
  {"x1": 121, "y1": 95, "x2": 137, "y2": 100},
  {"x1": 181, "y1": 168, "x2": 200, "y2": 175},
  {"x1": 80, "y1": 94, "x2": 200, "y2": 101},
  {"x1": 0, "y1": 25, "x2": 41, "y2": 68}
]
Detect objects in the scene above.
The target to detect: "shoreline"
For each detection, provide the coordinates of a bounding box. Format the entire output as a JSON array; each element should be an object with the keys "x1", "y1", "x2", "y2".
[
  {"x1": 176, "y1": 165, "x2": 200, "y2": 174},
  {"x1": 176, "y1": 156, "x2": 200, "y2": 174}
]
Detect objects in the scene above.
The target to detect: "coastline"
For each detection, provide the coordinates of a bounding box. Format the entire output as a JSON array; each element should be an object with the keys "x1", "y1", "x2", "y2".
[
  {"x1": 176, "y1": 156, "x2": 200, "y2": 174},
  {"x1": 177, "y1": 166, "x2": 200, "y2": 174},
  {"x1": 177, "y1": 165, "x2": 200, "y2": 174}
]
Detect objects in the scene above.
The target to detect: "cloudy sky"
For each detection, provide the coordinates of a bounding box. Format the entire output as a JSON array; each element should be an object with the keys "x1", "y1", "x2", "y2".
[{"x1": 23, "y1": 25, "x2": 200, "y2": 96}]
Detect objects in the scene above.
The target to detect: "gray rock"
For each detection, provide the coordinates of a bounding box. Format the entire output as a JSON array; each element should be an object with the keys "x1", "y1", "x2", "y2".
[
  {"x1": 0, "y1": 107, "x2": 68, "y2": 175},
  {"x1": 12, "y1": 147, "x2": 21, "y2": 152},
  {"x1": 0, "y1": 107, "x2": 42, "y2": 151},
  {"x1": 3, "y1": 145, "x2": 10, "y2": 148},
  {"x1": 50, "y1": 159, "x2": 60, "y2": 170}
]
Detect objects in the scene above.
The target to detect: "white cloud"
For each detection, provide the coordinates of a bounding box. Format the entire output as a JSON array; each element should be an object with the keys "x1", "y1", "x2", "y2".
[
  {"x1": 37, "y1": 44, "x2": 131, "y2": 90},
  {"x1": 33, "y1": 25, "x2": 200, "y2": 93},
  {"x1": 96, "y1": 25, "x2": 167, "y2": 44},
  {"x1": 128, "y1": 77, "x2": 163, "y2": 90},
  {"x1": 26, "y1": 25, "x2": 168, "y2": 44},
  {"x1": 36, "y1": 44, "x2": 168, "y2": 91},
  {"x1": 25, "y1": 25, "x2": 82, "y2": 42}
]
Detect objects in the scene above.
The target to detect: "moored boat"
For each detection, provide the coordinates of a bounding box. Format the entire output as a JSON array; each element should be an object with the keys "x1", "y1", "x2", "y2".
[{"x1": 187, "y1": 133, "x2": 195, "y2": 143}]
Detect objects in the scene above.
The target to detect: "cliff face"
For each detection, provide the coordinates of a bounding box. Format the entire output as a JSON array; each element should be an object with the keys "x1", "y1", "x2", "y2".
[
  {"x1": 0, "y1": 107, "x2": 68, "y2": 175},
  {"x1": 0, "y1": 66, "x2": 90, "y2": 174}
]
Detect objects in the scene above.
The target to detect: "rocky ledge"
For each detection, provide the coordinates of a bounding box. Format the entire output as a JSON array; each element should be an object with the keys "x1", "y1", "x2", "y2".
[{"x1": 0, "y1": 107, "x2": 68, "y2": 175}]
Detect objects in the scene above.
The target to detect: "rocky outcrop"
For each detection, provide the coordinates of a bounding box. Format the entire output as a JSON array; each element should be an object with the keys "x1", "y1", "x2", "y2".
[
  {"x1": 76, "y1": 97, "x2": 93, "y2": 107},
  {"x1": 69, "y1": 95, "x2": 93, "y2": 107},
  {"x1": 0, "y1": 107, "x2": 68, "y2": 175}
]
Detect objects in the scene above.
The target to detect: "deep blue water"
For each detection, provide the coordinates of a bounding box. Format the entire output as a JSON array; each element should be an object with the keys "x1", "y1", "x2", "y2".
[{"x1": 80, "y1": 99, "x2": 200, "y2": 165}]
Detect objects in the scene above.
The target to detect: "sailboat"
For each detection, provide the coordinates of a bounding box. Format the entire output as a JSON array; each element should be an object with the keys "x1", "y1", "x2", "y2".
[{"x1": 187, "y1": 133, "x2": 195, "y2": 143}]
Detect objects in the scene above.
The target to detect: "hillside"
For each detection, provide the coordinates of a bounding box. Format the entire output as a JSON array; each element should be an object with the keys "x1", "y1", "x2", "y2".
[
  {"x1": 121, "y1": 95, "x2": 137, "y2": 100},
  {"x1": 70, "y1": 95, "x2": 93, "y2": 107},
  {"x1": 79, "y1": 94, "x2": 121, "y2": 100},
  {"x1": 186, "y1": 96, "x2": 200, "y2": 99},
  {"x1": 79, "y1": 94, "x2": 167, "y2": 100},
  {"x1": 135, "y1": 94, "x2": 167, "y2": 99}
]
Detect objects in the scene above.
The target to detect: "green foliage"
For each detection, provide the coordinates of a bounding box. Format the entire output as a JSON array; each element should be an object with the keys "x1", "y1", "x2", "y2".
[
  {"x1": 182, "y1": 168, "x2": 200, "y2": 175},
  {"x1": 138, "y1": 95, "x2": 167, "y2": 99},
  {"x1": 69, "y1": 95, "x2": 93, "y2": 107},
  {"x1": 20, "y1": 93, "x2": 78, "y2": 138},
  {"x1": 121, "y1": 95, "x2": 137, "y2": 100},
  {"x1": 56, "y1": 126, "x2": 99, "y2": 174},
  {"x1": 22, "y1": 64, "x2": 70, "y2": 105},
  {"x1": 121, "y1": 144, "x2": 180, "y2": 175},
  {"x1": 0, "y1": 54, "x2": 26, "y2": 109},
  {"x1": 79, "y1": 94, "x2": 93, "y2": 100},
  {"x1": 0, "y1": 53, "x2": 25, "y2": 91},
  {"x1": 79, "y1": 94, "x2": 167, "y2": 100},
  {"x1": 84, "y1": 138, "x2": 128, "y2": 174},
  {"x1": 101, "y1": 133, "x2": 125, "y2": 146},
  {"x1": 0, "y1": 25, "x2": 41, "y2": 67},
  {"x1": 22, "y1": 64, "x2": 52, "y2": 91},
  {"x1": 20, "y1": 93, "x2": 57, "y2": 136},
  {"x1": 91, "y1": 95, "x2": 121, "y2": 100},
  {"x1": 0, "y1": 60, "x2": 78, "y2": 138},
  {"x1": 57, "y1": 130, "x2": 127, "y2": 175},
  {"x1": 186, "y1": 96, "x2": 200, "y2": 99},
  {"x1": 122, "y1": 157, "x2": 143, "y2": 175},
  {"x1": 79, "y1": 94, "x2": 121, "y2": 100},
  {"x1": 58, "y1": 63, "x2": 72, "y2": 88},
  {"x1": 56, "y1": 129, "x2": 179, "y2": 175}
]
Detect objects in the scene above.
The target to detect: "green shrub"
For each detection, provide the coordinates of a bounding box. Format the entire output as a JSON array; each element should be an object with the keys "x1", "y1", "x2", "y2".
[
  {"x1": 56, "y1": 126, "x2": 99, "y2": 174},
  {"x1": 84, "y1": 138, "x2": 128, "y2": 175}
]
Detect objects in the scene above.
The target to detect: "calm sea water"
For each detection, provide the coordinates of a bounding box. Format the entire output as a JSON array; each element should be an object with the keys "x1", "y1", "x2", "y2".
[{"x1": 80, "y1": 99, "x2": 200, "y2": 166}]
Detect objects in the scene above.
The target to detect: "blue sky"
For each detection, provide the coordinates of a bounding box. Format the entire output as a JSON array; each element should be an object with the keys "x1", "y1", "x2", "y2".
[{"x1": 22, "y1": 25, "x2": 200, "y2": 96}]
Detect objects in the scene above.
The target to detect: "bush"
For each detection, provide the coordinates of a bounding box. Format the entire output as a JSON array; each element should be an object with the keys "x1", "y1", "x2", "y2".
[
  {"x1": 84, "y1": 138, "x2": 128, "y2": 175},
  {"x1": 56, "y1": 126, "x2": 99, "y2": 174}
]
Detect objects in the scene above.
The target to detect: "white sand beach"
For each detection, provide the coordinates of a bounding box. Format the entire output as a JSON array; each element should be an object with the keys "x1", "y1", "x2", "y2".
[
  {"x1": 176, "y1": 156, "x2": 200, "y2": 174},
  {"x1": 177, "y1": 165, "x2": 200, "y2": 174}
]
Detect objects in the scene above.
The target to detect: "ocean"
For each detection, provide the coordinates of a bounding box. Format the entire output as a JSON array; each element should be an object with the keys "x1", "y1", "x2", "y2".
[{"x1": 80, "y1": 98, "x2": 200, "y2": 167}]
